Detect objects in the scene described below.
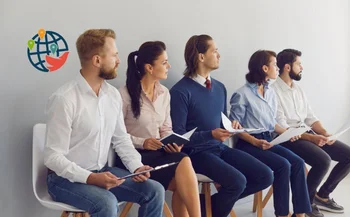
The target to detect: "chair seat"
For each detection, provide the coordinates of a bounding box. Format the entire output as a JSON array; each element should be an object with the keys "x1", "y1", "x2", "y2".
[
  {"x1": 38, "y1": 194, "x2": 85, "y2": 212},
  {"x1": 196, "y1": 174, "x2": 213, "y2": 183},
  {"x1": 38, "y1": 191, "x2": 125, "y2": 213}
]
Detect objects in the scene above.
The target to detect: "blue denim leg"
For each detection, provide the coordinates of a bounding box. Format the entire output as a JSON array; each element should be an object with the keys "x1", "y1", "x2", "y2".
[
  {"x1": 103, "y1": 166, "x2": 165, "y2": 217},
  {"x1": 47, "y1": 166, "x2": 165, "y2": 217},
  {"x1": 47, "y1": 173, "x2": 119, "y2": 217}
]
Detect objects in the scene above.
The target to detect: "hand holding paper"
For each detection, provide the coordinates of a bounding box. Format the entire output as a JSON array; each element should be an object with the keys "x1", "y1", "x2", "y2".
[
  {"x1": 327, "y1": 126, "x2": 350, "y2": 141},
  {"x1": 221, "y1": 113, "x2": 264, "y2": 133},
  {"x1": 270, "y1": 127, "x2": 310, "y2": 146}
]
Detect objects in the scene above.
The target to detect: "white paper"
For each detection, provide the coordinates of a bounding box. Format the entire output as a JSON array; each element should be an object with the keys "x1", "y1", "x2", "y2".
[
  {"x1": 182, "y1": 127, "x2": 197, "y2": 139},
  {"x1": 270, "y1": 127, "x2": 310, "y2": 145},
  {"x1": 328, "y1": 126, "x2": 350, "y2": 141},
  {"x1": 221, "y1": 112, "x2": 264, "y2": 133}
]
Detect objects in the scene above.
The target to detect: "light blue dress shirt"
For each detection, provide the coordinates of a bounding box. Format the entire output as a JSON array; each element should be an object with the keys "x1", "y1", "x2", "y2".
[{"x1": 229, "y1": 82, "x2": 278, "y2": 132}]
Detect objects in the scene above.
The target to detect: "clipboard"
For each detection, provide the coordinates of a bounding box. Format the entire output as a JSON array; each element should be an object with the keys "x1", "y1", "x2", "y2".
[{"x1": 117, "y1": 162, "x2": 179, "y2": 180}]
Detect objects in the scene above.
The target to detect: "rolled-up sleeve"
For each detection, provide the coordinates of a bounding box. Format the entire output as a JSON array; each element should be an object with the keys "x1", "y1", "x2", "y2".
[{"x1": 229, "y1": 92, "x2": 246, "y2": 124}]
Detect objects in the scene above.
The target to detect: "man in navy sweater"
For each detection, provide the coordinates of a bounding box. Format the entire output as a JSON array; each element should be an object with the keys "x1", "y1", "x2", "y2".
[{"x1": 170, "y1": 34, "x2": 274, "y2": 217}]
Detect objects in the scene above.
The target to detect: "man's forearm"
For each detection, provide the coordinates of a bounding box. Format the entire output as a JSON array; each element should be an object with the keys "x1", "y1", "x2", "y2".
[
  {"x1": 311, "y1": 121, "x2": 328, "y2": 136},
  {"x1": 300, "y1": 132, "x2": 314, "y2": 142}
]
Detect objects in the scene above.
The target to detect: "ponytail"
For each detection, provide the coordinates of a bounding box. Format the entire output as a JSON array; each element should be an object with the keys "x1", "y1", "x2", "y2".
[{"x1": 126, "y1": 51, "x2": 142, "y2": 118}]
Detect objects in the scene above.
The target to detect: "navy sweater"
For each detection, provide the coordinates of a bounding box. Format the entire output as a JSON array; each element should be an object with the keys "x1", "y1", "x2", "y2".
[{"x1": 170, "y1": 76, "x2": 227, "y2": 155}]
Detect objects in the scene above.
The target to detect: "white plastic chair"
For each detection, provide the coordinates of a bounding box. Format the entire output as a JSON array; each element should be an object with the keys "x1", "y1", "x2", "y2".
[
  {"x1": 32, "y1": 123, "x2": 131, "y2": 217},
  {"x1": 32, "y1": 123, "x2": 87, "y2": 217}
]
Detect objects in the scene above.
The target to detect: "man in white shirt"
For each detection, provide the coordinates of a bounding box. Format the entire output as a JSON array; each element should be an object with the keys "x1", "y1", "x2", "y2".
[
  {"x1": 272, "y1": 49, "x2": 350, "y2": 217},
  {"x1": 44, "y1": 29, "x2": 164, "y2": 217}
]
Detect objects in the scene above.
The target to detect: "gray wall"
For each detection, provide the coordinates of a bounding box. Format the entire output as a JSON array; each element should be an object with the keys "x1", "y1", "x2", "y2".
[{"x1": 1, "y1": 0, "x2": 350, "y2": 216}]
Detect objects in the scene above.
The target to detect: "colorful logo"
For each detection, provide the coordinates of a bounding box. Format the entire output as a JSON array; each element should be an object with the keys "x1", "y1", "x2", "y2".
[{"x1": 27, "y1": 29, "x2": 69, "y2": 72}]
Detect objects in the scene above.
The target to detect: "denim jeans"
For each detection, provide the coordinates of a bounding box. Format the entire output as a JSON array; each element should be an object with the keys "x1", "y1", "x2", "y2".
[{"x1": 47, "y1": 166, "x2": 165, "y2": 217}]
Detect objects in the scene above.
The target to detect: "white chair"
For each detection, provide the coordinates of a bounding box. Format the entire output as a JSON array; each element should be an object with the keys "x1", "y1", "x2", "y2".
[
  {"x1": 32, "y1": 123, "x2": 88, "y2": 217},
  {"x1": 33, "y1": 123, "x2": 173, "y2": 217},
  {"x1": 33, "y1": 123, "x2": 130, "y2": 217},
  {"x1": 197, "y1": 174, "x2": 237, "y2": 217}
]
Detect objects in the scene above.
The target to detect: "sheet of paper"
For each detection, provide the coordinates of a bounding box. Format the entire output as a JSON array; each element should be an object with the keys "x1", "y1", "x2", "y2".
[
  {"x1": 328, "y1": 126, "x2": 350, "y2": 141},
  {"x1": 270, "y1": 127, "x2": 309, "y2": 145},
  {"x1": 221, "y1": 112, "x2": 264, "y2": 133},
  {"x1": 182, "y1": 127, "x2": 197, "y2": 139}
]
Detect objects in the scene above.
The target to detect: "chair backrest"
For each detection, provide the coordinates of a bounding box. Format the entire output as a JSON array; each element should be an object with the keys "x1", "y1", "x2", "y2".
[{"x1": 32, "y1": 123, "x2": 48, "y2": 202}]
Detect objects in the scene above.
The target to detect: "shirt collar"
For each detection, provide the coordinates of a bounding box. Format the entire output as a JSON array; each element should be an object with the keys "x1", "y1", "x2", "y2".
[
  {"x1": 192, "y1": 74, "x2": 211, "y2": 86},
  {"x1": 276, "y1": 76, "x2": 294, "y2": 92},
  {"x1": 76, "y1": 72, "x2": 110, "y2": 96},
  {"x1": 141, "y1": 81, "x2": 165, "y2": 102},
  {"x1": 154, "y1": 81, "x2": 165, "y2": 95},
  {"x1": 246, "y1": 81, "x2": 270, "y2": 91}
]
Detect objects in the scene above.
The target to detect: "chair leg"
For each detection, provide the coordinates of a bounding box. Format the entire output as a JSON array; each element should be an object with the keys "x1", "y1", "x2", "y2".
[
  {"x1": 163, "y1": 202, "x2": 173, "y2": 217},
  {"x1": 262, "y1": 186, "x2": 273, "y2": 208},
  {"x1": 256, "y1": 191, "x2": 262, "y2": 217},
  {"x1": 61, "y1": 211, "x2": 70, "y2": 217},
  {"x1": 72, "y1": 213, "x2": 84, "y2": 217},
  {"x1": 253, "y1": 192, "x2": 258, "y2": 212},
  {"x1": 119, "y1": 202, "x2": 133, "y2": 217},
  {"x1": 201, "y1": 183, "x2": 212, "y2": 217},
  {"x1": 230, "y1": 209, "x2": 237, "y2": 217}
]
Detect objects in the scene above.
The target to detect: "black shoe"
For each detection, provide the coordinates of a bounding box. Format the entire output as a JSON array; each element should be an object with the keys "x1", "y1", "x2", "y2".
[
  {"x1": 314, "y1": 196, "x2": 344, "y2": 213},
  {"x1": 306, "y1": 204, "x2": 324, "y2": 217}
]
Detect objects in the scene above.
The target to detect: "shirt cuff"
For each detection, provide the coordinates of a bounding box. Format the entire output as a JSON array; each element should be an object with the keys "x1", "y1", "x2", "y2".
[
  {"x1": 278, "y1": 121, "x2": 290, "y2": 129},
  {"x1": 126, "y1": 161, "x2": 144, "y2": 173},
  {"x1": 73, "y1": 168, "x2": 93, "y2": 184},
  {"x1": 131, "y1": 136, "x2": 146, "y2": 150},
  {"x1": 305, "y1": 118, "x2": 319, "y2": 127}
]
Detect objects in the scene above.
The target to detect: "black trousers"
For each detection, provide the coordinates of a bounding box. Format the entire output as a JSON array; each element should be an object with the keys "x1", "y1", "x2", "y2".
[{"x1": 281, "y1": 139, "x2": 350, "y2": 204}]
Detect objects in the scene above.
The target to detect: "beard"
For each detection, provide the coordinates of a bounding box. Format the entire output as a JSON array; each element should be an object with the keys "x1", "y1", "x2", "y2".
[
  {"x1": 99, "y1": 65, "x2": 117, "y2": 80},
  {"x1": 289, "y1": 69, "x2": 302, "y2": 81}
]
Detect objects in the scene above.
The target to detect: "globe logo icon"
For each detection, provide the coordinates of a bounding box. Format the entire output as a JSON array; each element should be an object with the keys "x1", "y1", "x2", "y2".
[{"x1": 27, "y1": 29, "x2": 69, "y2": 72}]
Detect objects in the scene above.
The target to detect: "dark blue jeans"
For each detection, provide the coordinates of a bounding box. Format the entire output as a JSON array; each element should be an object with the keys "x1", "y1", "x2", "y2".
[
  {"x1": 47, "y1": 166, "x2": 165, "y2": 217},
  {"x1": 236, "y1": 132, "x2": 312, "y2": 216},
  {"x1": 188, "y1": 144, "x2": 274, "y2": 217}
]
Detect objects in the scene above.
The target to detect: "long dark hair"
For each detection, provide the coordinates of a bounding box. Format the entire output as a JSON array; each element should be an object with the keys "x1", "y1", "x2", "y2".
[
  {"x1": 184, "y1": 34, "x2": 213, "y2": 77},
  {"x1": 246, "y1": 50, "x2": 276, "y2": 86},
  {"x1": 126, "y1": 41, "x2": 166, "y2": 119}
]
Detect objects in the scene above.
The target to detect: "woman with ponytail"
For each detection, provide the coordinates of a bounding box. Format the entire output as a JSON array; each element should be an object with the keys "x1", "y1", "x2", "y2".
[{"x1": 118, "y1": 41, "x2": 201, "y2": 217}]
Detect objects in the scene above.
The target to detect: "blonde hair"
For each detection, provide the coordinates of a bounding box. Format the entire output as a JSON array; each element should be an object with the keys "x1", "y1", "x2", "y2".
[{"x1": 76, "y1": 29, "x2": 116, "y2": 65}]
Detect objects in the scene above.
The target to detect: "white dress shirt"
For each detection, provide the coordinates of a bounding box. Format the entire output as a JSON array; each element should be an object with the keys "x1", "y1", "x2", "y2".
[
  {"x1": 44, "y1": 73, "x2": 143, "y2": 184},
  {"x1": 271, "y1": 76, "x2": 318, "y2": 128},
  {"x1": 192, "y1": 74, "x2": 211, "y2": 87}
]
